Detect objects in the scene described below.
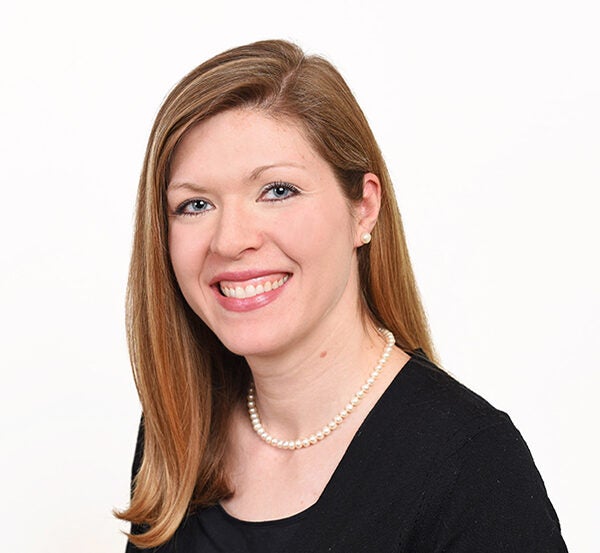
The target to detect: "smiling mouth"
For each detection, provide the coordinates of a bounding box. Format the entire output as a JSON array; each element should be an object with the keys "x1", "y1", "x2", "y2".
[{"x1": 218, "y1": 274, "x2": 290, "y2": 299}]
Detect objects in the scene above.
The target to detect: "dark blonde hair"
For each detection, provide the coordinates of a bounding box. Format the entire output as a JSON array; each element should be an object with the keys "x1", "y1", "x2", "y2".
[{"x1": 116, "y1": 39, "x2": 434, "y2": 548}]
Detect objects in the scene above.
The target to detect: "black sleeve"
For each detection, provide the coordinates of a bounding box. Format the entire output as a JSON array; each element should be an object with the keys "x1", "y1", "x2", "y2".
[
  {"x1": 417, "y1": 420, "x2": 568, "y2": 552},
  {"x1": 125, "y1": 417, "x2": 151, "y2": 552},
  {"x1": 130, "y1": 416, "x2": 145, "y2": 493}
]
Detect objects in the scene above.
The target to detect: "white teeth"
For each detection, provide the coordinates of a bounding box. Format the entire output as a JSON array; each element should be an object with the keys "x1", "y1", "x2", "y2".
[{"x1": 220, "y1": 275, "x2": 288, "y2": 299}]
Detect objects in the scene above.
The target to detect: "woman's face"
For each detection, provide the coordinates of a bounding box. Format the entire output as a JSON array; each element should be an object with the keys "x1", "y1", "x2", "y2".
[{"x1": 167, "y1": 109, "x2": 370, "y2": 359}]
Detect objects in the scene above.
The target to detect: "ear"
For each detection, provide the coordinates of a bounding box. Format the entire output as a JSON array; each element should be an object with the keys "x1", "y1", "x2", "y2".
[{"x1": 354, "y1": 173, "x2": 382, "y2": 247}]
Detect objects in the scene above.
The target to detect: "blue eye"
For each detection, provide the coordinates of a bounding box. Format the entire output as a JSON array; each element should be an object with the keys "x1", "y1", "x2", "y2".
[
  {"x1": 261, "y1": 182, "x2": 299, "y2": 201},
  {"x1": 176, "y1": 198, "x2": 213, "y2": 215}
]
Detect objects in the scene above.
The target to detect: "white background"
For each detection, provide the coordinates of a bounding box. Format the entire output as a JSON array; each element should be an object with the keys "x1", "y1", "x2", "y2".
[{"x1": 1, "y1": 1, "x2": 598, "y2": 551}]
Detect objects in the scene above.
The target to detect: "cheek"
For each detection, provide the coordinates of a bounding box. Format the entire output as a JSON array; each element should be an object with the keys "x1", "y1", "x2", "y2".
[
  {"x1": 168, "y1": 225, "x2": 208, "y2": 284},
  {"x1": 279, "y1": 205, "x2": 356, "y2": 265}
]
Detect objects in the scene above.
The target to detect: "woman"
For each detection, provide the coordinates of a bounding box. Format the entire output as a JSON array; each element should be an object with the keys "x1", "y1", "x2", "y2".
[{"x1": 118, "y1": 40, "x2": 567, "y2": 552}]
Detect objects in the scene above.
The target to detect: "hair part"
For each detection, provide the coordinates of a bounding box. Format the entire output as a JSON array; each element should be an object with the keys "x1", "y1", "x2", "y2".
[{"x1": 115, "y1": 39, "x2": 435, "y2": 548}]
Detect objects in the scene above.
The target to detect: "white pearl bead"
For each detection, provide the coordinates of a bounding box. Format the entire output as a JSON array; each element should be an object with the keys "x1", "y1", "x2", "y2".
[
  {"x1": 302, "y1": 439, "x2": 310, "y2": 448},
  {"x1": 334, "y1": 415, "x2": 343, "y2": 424},
  {"x1": 309, "y1": 435, "x2": 317, "y2": 444},
  {"x1": 323, "y1": 426, "x2": 331, "y2": 436}
]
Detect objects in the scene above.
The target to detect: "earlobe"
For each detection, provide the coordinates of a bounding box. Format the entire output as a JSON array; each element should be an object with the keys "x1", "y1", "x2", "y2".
[{"x1": 356, "y1": 173, "x2": 382, "y2": 246}]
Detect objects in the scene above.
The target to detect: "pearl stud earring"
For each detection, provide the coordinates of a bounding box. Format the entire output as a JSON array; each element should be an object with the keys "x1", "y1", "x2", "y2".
[{"x1": 361, "y1": 232, "x2": 372, "y2": 244}]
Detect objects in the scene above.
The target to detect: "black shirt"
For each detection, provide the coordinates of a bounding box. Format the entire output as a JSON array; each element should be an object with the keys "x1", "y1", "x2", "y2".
[{"x1": 126, "y1": 354, "x2": 568, "y2": 552}]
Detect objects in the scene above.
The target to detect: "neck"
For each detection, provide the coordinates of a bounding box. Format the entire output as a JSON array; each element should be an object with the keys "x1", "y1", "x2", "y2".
[{"x1": 243, "y1": 317, "x2": 388, "y2": 440}]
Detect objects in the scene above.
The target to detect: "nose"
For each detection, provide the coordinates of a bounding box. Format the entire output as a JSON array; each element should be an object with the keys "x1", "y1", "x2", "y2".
[{"x1": 209, "y1": 201, "x2": 263, "y2": 259}]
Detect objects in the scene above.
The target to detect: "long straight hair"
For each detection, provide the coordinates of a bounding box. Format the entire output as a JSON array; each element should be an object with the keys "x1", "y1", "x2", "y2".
[{"x1": 116, "y1": 39, "x2": 435, "y2": 548}]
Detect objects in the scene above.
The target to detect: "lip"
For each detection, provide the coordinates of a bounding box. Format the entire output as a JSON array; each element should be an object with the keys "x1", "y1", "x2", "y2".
[{"x1": 210, "y1": 270, "x2": 291, "y2": 313}]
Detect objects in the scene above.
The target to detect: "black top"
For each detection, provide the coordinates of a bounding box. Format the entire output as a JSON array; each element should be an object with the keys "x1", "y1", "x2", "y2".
[{"x1": 126, "y1": 354, "x2": 568, "y2": 552}]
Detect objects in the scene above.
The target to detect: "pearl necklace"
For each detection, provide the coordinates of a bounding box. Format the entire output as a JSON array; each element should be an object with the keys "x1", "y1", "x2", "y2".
[{"x1": 247, "y1": 328, "x2": 395, "y2": 450}]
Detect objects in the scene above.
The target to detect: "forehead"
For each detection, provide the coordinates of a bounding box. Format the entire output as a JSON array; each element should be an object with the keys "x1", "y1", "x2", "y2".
[{"x1": 169, "y1": 109, "x2": 329, "y2": 182}]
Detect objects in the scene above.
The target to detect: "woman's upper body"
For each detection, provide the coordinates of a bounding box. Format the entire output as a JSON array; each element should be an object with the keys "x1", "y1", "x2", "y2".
[
  {"x1": 117, "y1": 39, "x2": 567, "y2": 551},
  {"x1": 126, "y1": 353, "x2": 567, "y2": 552},
  {"x1": 166, "y1": 106, "x2": 409, "y2": 522}
]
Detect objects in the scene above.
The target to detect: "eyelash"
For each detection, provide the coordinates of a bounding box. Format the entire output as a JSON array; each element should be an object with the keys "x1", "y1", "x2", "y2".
[
  {"x1": 174, "y1": 198, "x2": 213, "y2": 216},
  {"x1": 260, "y1": 181, "x2": 300, "y2": 202},
  {"x1": 173, "y1": 181, "x2": 300, "y2": 217}
]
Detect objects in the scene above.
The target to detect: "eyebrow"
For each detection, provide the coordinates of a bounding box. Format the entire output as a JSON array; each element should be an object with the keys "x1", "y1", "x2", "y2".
[
  {"x1": 167, "y1": 162, "x2": 307, "y2": 192},
  {"x1": 248, "y1": 162, "x2": 306, "y2": 180},
  {"x1": 167, "y1": 181, "x2": 207, "y2": 193}
]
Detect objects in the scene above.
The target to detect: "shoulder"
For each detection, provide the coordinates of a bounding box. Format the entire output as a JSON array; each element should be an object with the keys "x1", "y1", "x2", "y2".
[
  {"x1": 379, "y1": 354, "x2": 553, "y2": 491},
  {"x1": 372, "y1": 353, "x2": 514, "y2": 452},
  {"x1": 348, "y1": 353, "x2": 526, "y2": 500},
  {"x1": 308, "y1": 355, "x2": 566, "y2": 552},
  {"x1": 349, "y1": 353, "x2": 554, "y2": 513},
  {"x1": 359, "y1": 354, "x2": 567, "y2": 551}
]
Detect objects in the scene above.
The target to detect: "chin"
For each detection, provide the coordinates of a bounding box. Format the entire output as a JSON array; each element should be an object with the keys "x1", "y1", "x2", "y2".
[
  {"x1": 214, "y1": 325, "x2": 290, "y2": 359},
  {"x1": 220, "y1": 337, "x2": 281, "y2": 359}
]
